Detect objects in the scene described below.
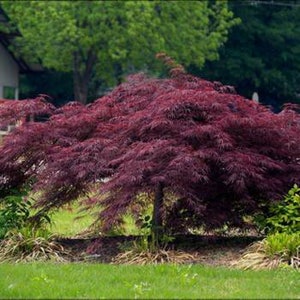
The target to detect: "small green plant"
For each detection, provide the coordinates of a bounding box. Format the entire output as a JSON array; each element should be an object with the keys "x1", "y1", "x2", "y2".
[
  {"x1": 138, "y1": 214, "x2": 155, "y2": 252},
  {"x1": 136, "y1": 214, "x2": 175, "y2": 252},
  {"x1": 132, "y1": 281, "x2": 151, "y2": 299},
  {"x1": 255, "y1": 184, "x2": 300, "y2": 234}
]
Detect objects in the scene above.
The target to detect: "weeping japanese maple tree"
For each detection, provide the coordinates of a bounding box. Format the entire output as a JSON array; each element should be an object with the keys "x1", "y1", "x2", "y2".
[{"x1": 0, "y1": 54, "x2": 299, "y2": 240}]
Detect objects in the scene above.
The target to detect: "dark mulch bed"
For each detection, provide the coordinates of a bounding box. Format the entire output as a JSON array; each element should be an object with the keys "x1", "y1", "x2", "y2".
[{"x1": 57, "y1": 234, "x2": 263, "y2": 266}]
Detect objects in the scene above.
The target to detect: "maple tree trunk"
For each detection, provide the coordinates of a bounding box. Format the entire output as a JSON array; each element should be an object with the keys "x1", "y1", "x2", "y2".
[
  {"x1": 72, "y1": 49, "x2": 96, "y2": 105},
  {"x1": 151, "y1": 182, "x2": 164, "y2": 247}
]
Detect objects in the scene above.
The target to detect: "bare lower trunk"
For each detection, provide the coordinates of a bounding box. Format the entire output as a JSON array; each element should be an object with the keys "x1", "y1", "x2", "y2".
[
  {"x1": 73, "y1": 74, "x2": 88, "y2": 105},
  {"x1": 151, "y1": 182, "x2": 164, "y2": 248},
  {"x1": 72, "y1": 49, "x2": 97, "y2": 105}
]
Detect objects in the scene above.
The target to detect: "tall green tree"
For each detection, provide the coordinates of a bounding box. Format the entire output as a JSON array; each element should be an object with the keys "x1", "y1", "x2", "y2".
[
  {"x1": 1, "y1": 0, "x2": 238, "y2": 104},
  {"x1": 193, "y1": 0, "x2": 300, "y2": 109}
]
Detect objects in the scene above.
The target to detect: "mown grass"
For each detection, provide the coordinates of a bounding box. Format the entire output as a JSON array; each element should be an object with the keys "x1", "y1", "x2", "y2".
[{"x1": 0, "y1": 263, "x2": 299, "y2": 299}]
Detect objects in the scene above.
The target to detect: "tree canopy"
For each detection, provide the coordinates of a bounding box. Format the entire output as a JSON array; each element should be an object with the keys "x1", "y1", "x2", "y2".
[
  {"x1": 0, "y1": 56, "x2": 299, "y2": 236},
  {"x1": 194, "y1": 0, "x2": 300, "y2": 109},
  {"x1": 1, "y1": 0, "x2": 238, "y2": 103}
]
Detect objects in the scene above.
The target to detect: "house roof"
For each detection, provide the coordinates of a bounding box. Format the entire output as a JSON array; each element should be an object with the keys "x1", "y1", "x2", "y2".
[{"x1": 0, "y1": 6, "x2": 43, "y2": 73}]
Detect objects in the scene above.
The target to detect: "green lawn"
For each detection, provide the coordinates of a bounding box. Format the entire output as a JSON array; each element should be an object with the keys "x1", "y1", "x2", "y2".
[
  {"x1": 50, "y1": 204, "x2": 142, "y2": 237},
  {"x1": 0, "y1": 263, "x2": 299, "y2": 299},
  {"x1": 50, "y1": 205, "x2": 96, "y2": 237}
]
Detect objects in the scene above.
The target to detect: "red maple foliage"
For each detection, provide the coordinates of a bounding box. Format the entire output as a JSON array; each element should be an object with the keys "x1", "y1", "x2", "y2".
[{"x1": 0, "y1": 64, "x2": 299, "y2": 233}]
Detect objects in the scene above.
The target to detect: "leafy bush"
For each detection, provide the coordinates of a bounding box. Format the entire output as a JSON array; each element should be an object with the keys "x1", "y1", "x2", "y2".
[
  {"x1": 266, "y1": 184, "x2": 300, "y2": 234},
  {"x1": 0, "y1": 189, "x2": 51, "y2": 239},
  {"x1": 235, "y1": 232, "x2": 300, "y2": 270},
  {"x1": 255, "y1": 184, "x2": 300, "y2": 234},
  {"x1": 0, "y1": 189, "x2": 30, "y2": 239}
]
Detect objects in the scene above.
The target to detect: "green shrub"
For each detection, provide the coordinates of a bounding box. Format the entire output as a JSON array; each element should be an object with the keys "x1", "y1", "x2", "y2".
[
  {"x1": 0, "y1": 189, "x2": 51, "y2": 239},
  {"x1": 255, "y1": 184, "x2": 300, "y2": 234},
  {"x1": 0, "y1": 189, "x2": 30, "y2": 239}
]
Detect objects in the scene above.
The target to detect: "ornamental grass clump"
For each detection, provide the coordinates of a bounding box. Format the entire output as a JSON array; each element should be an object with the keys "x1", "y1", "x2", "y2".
[
  {"x1": 112, "y1": 237, "x2": 197, "y2": 265},
  {"x1": 0, "y1": 227, "x2": 70, "y2": 262},
  {"x1": 112, "y1": 249, "x2": 198, "y2": 265}
]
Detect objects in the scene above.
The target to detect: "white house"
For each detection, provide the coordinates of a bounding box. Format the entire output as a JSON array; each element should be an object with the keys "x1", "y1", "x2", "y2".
[
  {"x1": 0, "y1": 7, "x2": 42, "y2": 141},
  {"x1": 0, "y1": 7, "x2": 42, "y2": 100},
  {"x1": 0, "y1": 40, "x2": 20, "y2": 99}
]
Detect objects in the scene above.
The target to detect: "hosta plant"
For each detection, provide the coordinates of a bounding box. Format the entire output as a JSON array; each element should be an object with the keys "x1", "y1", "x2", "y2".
[{"x1": 234, "y1": 232, "x2": 300, "y2": 270}]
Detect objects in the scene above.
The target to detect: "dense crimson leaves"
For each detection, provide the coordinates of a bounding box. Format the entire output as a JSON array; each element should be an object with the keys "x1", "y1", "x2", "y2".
[{"x1": 0, "y1": 71, "x2": 299, "y2": 232}]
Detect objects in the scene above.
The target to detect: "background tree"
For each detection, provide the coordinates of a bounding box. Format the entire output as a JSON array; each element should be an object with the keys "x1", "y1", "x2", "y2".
[
  {"x1": 0, "y1": 56, "x2": 299, "y2": 242},
  {"x1": 20, "y1": 71, "x2": 73, "y2": 107},
  {"x1": 192, "y1": 0, "x2": 300, "y2": 110},
  {"x1": 1, "y1": 0, "x2": 238, "y2": 104}
]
